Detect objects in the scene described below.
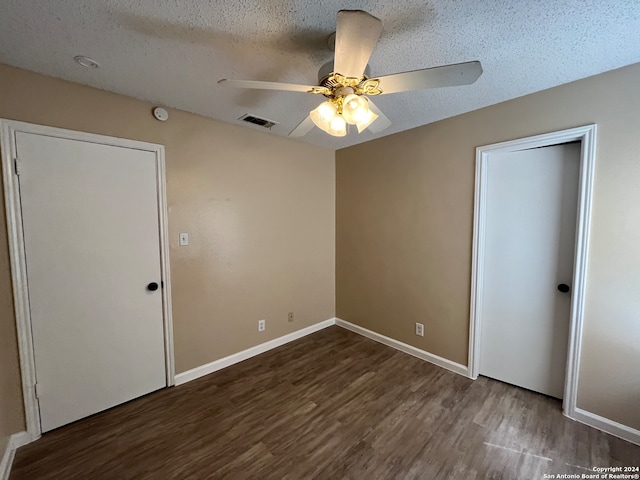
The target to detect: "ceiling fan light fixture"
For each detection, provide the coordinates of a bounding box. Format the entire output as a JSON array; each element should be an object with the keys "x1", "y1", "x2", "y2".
[
  {"x1": 356, "y1": 109, "x2": 379, "y2": 133},
  {"x1": 341, "y1": 93, "x2": 369, "y2": 124}
]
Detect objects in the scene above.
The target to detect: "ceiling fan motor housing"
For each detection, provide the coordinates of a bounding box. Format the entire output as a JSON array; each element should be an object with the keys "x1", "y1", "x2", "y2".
[{"x1": 317, "y1": 60, "x2": 372, "y2": 91}]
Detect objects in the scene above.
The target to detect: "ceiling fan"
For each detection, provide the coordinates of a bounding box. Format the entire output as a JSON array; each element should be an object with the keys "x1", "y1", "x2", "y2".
[{"x1": 219, "y1": 10, "x2": 482, "y2": 138}]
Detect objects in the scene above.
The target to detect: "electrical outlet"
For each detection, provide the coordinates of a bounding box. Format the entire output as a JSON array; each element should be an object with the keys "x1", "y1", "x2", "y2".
[
  {"x1": 288, "y1": 312, "x2": 294, "y2": 322},
  {"x1": 415, "y1": 323, "x2": 424, "y2": 337},
  {"x1": 258, "y1": 319, "x2": 265, "y2": 332}
]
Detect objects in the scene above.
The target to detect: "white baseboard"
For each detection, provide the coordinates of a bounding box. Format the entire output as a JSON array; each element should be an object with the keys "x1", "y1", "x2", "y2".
[
  {"x1": 174, "y1": 317, "x2": 471, "y2": 386},
  {"x1": 571, "y1": 407, "x2": 640, "y2": 446},
  {"x1": 174, "y1": 318, "x2": 337, "y2": 385},
  {"x1": 1, "y1": 431, "x2": 30, "y2": 480},
  {"x1": 335, "y1": 318, "x2": 470, "y2": 378}
]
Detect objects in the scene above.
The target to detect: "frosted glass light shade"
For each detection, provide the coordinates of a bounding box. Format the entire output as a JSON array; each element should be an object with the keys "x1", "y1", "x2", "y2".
[
  {"x1": 342, "y1": 94, "x2": 370, "y2": 125},
  {"x1": 310, "y1": 101, "x2": 338, "y2": 133},
  {"x1": 356, "y1": 109, "x2": 379, "y2": 133},
  {"x1": 327, "y1": 115, "x2": 347, "y2": 137}
]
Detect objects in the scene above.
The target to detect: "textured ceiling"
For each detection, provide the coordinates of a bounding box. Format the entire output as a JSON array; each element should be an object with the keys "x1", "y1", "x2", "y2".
[{"x1": 1, "y1": 1, "x2": 639, "y2": 150}]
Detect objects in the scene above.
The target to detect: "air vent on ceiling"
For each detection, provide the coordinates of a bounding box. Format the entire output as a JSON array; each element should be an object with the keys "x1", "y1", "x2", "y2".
[{"x1": 239, "y1": 114, "x2": 278, "y2": 129}]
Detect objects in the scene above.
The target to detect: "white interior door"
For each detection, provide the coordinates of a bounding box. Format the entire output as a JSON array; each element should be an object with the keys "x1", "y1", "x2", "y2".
[
  {"x1": 479, "y1": 142, "x2": 580, "y2": 399},
  {"x1": 17, "y1": 131, "x2": 167, "y2": 432}
]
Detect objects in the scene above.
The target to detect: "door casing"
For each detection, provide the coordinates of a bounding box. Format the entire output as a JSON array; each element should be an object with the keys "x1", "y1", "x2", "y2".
[
  {"x1": 469, "y1": 124, "x2": 596, "y2": 419},
  {"x1": 0, "y1": 119, "x2": 175, "y2": 442}
]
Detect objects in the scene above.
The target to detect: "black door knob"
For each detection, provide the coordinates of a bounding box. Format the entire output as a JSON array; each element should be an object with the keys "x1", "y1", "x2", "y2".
[
  {"x1": 147, "y1": 282, "x2": 159, "y2": 292},
  {"x1": 557, "y1": 283, "x2": 570, "y2": 293}
]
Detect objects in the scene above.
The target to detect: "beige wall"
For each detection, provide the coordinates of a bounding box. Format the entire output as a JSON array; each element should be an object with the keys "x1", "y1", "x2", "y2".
[
  {"x1": 0, "y1": 64, "x2": 335, "y2": 441},
  {"x1": 337, "y1": 62, "x2": 640, "y2": 429}
]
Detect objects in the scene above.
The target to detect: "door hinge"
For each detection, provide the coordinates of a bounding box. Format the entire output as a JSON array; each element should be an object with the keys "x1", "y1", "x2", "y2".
[
  {"x1": 14, "y1": 157, "x2": 21, "y2": 176},
  {"x1": 34, "y1": 383, "x2": 41, "y2": 399}
]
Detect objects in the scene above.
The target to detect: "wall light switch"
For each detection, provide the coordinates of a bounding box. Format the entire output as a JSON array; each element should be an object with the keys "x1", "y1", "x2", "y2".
[{"x1": 179, "y1": 233, "x2": 189, "y2": 246}]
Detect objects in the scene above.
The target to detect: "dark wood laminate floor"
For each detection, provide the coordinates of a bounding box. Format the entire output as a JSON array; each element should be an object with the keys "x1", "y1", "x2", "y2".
[{"x1": 11, "y1": 326, "x2": 640, "y2": 479}]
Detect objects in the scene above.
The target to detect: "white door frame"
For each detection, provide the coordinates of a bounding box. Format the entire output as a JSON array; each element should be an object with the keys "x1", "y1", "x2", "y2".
[
  {"x1": 0, "y1": 119, "x2": 175, "y2": 442},
  {"x1": 468, "y1": 124, "x2": 596, "y2": 419}
]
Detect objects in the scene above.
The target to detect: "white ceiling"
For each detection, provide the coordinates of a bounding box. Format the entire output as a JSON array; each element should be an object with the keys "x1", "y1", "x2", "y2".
[{"x1": 1, "y1": 1, "x2": 639, "y2": 150}]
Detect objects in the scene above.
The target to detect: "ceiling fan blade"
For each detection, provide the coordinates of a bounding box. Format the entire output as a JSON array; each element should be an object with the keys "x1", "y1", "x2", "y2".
[
  {"x1": 218, "y1": 79, "x2": 322, "y2": 93},
  {"x1": 289, "y1": 115, "x2": 315, "y2": 138},
  {"x1": 366, "y1": 99, "x2": 391, "y2": 133},
  {"x1": 334, "y1": 10, "x2": 383, "y2": 78},
  {"x1": 376, "y1": 61, "x2": 483, "y2": 95}
]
